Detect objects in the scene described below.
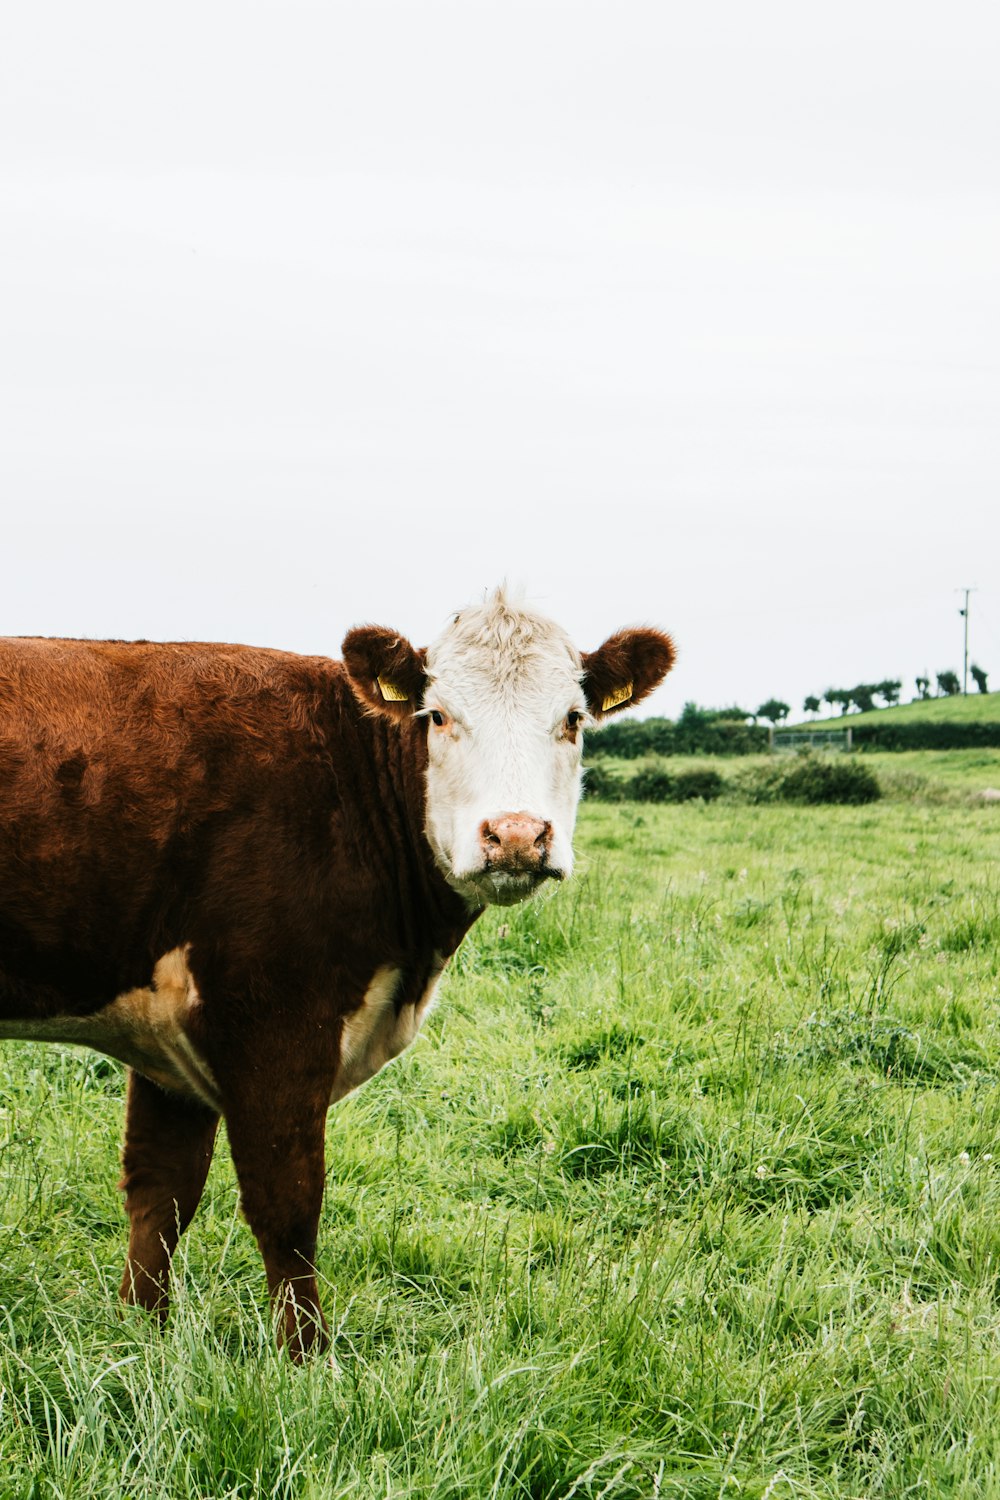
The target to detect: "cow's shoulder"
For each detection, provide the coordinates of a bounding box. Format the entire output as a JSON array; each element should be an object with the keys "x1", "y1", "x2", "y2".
[{"x1": 0, "y1": 636, "x2": 348, "y2": 747}]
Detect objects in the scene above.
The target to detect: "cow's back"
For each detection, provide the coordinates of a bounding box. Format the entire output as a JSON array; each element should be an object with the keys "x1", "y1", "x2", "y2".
[{"x1": 0, "y1": 637, "x2": 341, "y2": 1013}]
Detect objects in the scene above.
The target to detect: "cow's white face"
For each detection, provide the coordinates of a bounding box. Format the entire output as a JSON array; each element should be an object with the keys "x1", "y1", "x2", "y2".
[
  {"x1": 341, "y1": 588, "x2": 675, "y2": 910},
  {"x1": 421, "y1": 599, "x2": 587, "y2": 906}
]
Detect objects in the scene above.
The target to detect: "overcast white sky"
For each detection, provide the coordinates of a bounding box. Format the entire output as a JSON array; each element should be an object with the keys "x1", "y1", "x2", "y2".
[{"x1": 2, "y1": 1, "x2": 998, "y2": 717}]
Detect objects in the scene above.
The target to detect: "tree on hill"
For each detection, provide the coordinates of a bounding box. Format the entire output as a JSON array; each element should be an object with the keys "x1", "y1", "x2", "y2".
[
  {"x1": 803, "y1": 694, "x2": 821, "y2": 716},
  {"x1": 971, "y1": 663, "x2": 989, "y2": 694},
  {"x1": 757, "y1": 698, "x2": 790, "y2": 725},
  {"x1": 849, "y1": 683, "x2": 877, "y2": 714},
  {"x1": 877, "y1": 679, "x2": 902, "y2": 707},
  {"x1": 824, "y1": 688, "x2": 850, "y2": 716},
  {"x1": 937, "y1": 670, "x2": 961, "y2": 697},
  {"x1": 915, "y1": 676, "x2": 931, "y2": 700}
]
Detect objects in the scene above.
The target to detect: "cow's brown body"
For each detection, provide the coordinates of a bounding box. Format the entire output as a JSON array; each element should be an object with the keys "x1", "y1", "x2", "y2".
[{"x1": 0, "y1": 637, "x2": 473, "y2": 1356}]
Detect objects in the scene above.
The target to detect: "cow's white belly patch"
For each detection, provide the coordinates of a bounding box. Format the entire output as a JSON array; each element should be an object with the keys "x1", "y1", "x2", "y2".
[
  {"x1": 0, "y1": 947, "x2": 222, "y2": 1112},
  {"x1": 331, "y1": 961, "x2": 444, "y2": 1103}
]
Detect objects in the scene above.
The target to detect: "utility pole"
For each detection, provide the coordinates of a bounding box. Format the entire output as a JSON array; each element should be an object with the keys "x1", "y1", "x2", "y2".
[{"x1": 958, "y1": 588, "x2": 976, "y2": 694}]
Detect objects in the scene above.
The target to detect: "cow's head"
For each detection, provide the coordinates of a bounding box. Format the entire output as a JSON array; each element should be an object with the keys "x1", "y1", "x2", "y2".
[{"x1": 343, "y1": 588, "x2": 675, "y2": 908}]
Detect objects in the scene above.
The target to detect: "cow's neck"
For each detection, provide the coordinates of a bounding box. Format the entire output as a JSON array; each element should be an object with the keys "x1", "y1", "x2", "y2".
[{"x1": 335, "y1": 680, "x2": 477, "y2": 965}]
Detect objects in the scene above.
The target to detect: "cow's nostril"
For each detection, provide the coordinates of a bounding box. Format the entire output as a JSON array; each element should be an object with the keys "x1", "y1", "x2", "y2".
[
  {"x1": 485, "y1": 830, "x2": 502, "y2": 847},
  {"x1": 534, "y1": 824, "x2": 550, "y2": 850}
]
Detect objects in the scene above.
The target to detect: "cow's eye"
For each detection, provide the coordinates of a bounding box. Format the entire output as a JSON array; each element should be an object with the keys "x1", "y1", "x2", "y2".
[
  {"x1": 567, "y1": 711, "x2": 583, "y2": 729},
  {"x1": 429, "y1": 710, "x2": 448, "y2": 728}
]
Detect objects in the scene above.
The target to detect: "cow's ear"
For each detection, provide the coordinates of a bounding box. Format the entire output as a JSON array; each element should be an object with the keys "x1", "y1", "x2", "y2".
[
  {"x1": 342, "y1": 626, "x2": 427, "y2": 720},
  {"x1": 582, "y1": 628, "x2": 676, "y2": 721}
]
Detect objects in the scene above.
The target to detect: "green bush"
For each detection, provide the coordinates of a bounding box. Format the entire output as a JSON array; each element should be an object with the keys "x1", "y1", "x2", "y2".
[
  {"x1": 627, "y1": 768, "x2": 676, "y2": 802},
  {"x1": 582, "y1": 763, "x2": 626, "y2": 801},
  {"x1": 734, "y1": 755, "x2": 881, "y2": 806},
  {"x1": 777, "y1": 756, "x2": 881, "y2": 805},
  {"x1": 671, "y1": 768, "x2": 725, "y2": 802},
  {"x1": 729, "y1": 762, "x2": 790, "y2": 804}
]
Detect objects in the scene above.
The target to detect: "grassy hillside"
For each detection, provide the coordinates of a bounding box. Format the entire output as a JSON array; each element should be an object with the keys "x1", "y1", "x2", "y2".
[
  {"x1": 2, "y1": 756, "x2": 1000, "y2": 1496},
  {"x1": 794, "y1": 689, "x2": 1000, "y2": 730}
]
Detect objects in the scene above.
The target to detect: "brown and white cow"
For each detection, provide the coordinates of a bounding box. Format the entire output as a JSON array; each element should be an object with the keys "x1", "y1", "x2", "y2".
[{"x1": 0, "y1": 588, "x2": 673, "y2": 1357}]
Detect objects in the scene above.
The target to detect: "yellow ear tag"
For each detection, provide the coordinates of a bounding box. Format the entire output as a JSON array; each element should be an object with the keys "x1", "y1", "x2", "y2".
[
  {"x1": 377, "y1": 676, "x2": 409, "y2": 703},
  {"x1": 602, "y1": 681, "x2": 634, "y2": 713}
]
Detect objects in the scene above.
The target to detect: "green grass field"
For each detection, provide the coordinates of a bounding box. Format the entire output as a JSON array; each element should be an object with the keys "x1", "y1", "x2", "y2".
[
  {"x1": 1, "y1": 752, "x2": 999, "y2": 1498},
  {"x1": 793, "y1": 691, "x2": 1000, "y2": 731}
]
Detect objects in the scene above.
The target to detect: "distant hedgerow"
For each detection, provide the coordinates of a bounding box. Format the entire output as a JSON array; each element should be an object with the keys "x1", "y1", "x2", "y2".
[
  {"x1": 589, "y1": 711, "x2": 1000, "y2": 756},
  {"x1": 588, "y1": 714, "x2": 769, "y2": 758},
  {"x1": 586, "y1": 755, "x2": 881, "y2": 806},
  {"x1": 853, "y1": 721, "x2": 1000, "y2": 751},
  {"x1": 584, "y1": 765, "x2": 725, "y2": 804}
]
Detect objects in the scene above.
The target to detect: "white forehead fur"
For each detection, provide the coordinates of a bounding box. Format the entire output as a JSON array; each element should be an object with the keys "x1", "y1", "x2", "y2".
[
  {"x1": 425, "y1": 586, "x2": 583, "y2": 713},
  {"x1": 421, "y1": 586, "x2": 586, "y2": 900}
]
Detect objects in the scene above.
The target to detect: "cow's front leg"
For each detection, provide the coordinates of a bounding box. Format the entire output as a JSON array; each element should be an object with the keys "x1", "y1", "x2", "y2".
[
  {"x1": 224, "y1": 1084, "x2": 331, "y2": 1361},
  {"x1": 119, "y1": 1070, "x2": 219, "y2": 1318}
]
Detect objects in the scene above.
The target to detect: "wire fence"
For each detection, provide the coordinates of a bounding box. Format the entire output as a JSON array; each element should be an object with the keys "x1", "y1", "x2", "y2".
[{"x1": 771, "y1": 727, "x2": 853, "y2": 753}]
